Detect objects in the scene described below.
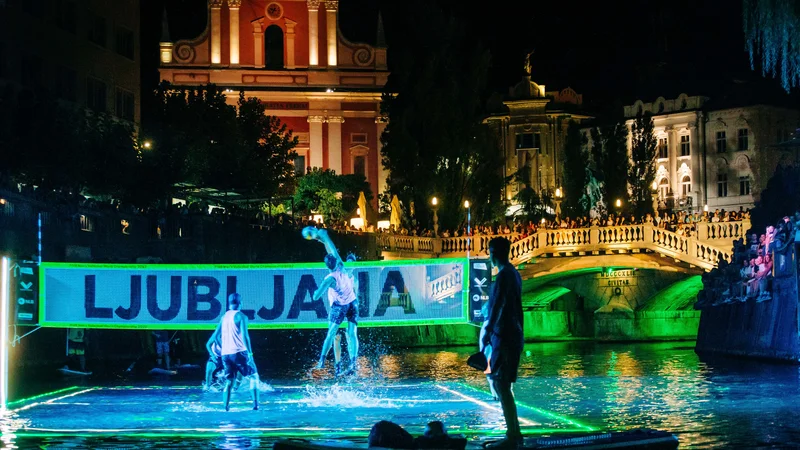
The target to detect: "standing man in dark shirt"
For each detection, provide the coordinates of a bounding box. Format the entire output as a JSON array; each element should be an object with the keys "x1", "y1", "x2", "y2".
[{"x1": 482, "y1": 237, "x2": 524, "y2": 449}]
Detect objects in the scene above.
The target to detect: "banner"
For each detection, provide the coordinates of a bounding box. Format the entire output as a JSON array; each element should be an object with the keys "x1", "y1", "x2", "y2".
[
  {"x1": 39, "y1": 259, "x2": 468, "y2": 329},
  {"x1": 12, "y1": 260, "x2": 38, "y2": 325},
  {"x1": 468, "y1": 259, "x2": 492, "y2": 325}
]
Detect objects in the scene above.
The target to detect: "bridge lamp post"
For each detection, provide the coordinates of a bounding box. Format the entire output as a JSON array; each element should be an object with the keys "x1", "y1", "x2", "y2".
[
  {"x1": 651, "y1": 180, "x2": 659, "y2": 215},
  {"x1": 464, "y1": 200, "x2": 471, "y2": 258},
  {"x1": 431, "y1": 196, "x2": 439, "y2": 238},
  {"x1": 615, "y1": 198, "x2": 622, "y2": 215},
  {"x1": 554, "y1": 187, "x2": 563, "y2": 221}
]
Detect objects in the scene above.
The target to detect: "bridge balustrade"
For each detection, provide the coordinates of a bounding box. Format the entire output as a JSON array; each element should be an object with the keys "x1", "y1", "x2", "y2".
[{"x1": 379, "y1": 222, "x2": 747, "y2": 270}]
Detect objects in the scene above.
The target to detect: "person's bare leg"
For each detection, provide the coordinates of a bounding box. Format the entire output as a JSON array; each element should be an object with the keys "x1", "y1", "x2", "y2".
[
  {"x1": 250, "y1": 376, "x2": 259, "y2": 410},
  {"x1": 223, "y1": 379, "x2": 233, "y2": 411},
  {"x1": 204, "y1": 361, "x2": 215, "y2": 388},
  {"x1": 347, "y1": 323, "x2": 359, "y2": 371},
  {"x1": 316, "y1": 322, "x2": 340, "y2": 369}
]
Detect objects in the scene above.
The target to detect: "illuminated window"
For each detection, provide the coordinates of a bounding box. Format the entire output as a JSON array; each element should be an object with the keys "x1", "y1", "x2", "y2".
[
  {"x1": 658, "y1": 138, "x2": 668, "y2": 159},
  {"x1": 265, "y1": 25, "x2": 284, "y2": 69},
  {"x1": 716, "y1": 131, "x2": 727, "y2": 153},
  {"x1": 681, "y1": 176, "x2": 691, "y2": 197},
  {"x1": 739, "y1": 176, "x2": 751, "y2": 195},
  {"x1": 717, "y1": 173, "x2": 728, "y2": 197},
  {"x1": 737, "y1": 128, "x2": 749, "y2": 151},
  {"x1": 658, "y1": 178, "x2": 669, "y2": 199},
  {"x1": 680, "y1": 135, "x2": 690, "y2": 156}
]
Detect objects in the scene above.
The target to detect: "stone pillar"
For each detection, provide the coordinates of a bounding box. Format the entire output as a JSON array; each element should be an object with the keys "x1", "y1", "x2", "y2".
[
  {"x1": 307, "y1": 0, "x2": 320, "y2": 67},
  {"x1": 285, "y1": 19, "x2": 297, "y2": 69},
  {"x1": 376, "y1": 117, "x2": 388, "y2": 195},
  {"x1": 689, "y1": 123, "x2": 701, "y2": 210},
  {"x1": 667, "y1": 125, "x2": 678, "y2": 198},
  {"x1": 210, "y1": 0, "x2": 222, "y2": 65},
  {"x1": 308, "y1": 115, "x2": 325, "y2": 168},
  {"x1": 252, "y1": 21, "x2": 263, "y2": 66},
  {"x1": 325, "y1": 0, "x2": 338, "y2": 67},
  {"x1": 228, "y1": 0, "x2": 241, "y2": 65},
  {"x1": 327, "y1": 116, "x2": 344, "y2": 174}
]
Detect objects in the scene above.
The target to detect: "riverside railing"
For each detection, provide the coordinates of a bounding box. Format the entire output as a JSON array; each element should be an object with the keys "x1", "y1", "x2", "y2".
[{"x1": 377, "y1": 222, "x2": 747, "y2": 270}]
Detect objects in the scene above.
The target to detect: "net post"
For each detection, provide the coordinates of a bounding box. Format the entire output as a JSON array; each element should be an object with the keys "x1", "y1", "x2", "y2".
[{"x1": 1, "y1": 256, "x2": 10, "y2": 409}]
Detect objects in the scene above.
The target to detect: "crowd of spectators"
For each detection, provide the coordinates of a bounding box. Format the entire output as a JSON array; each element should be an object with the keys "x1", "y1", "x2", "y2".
[{"x1": 698, "y1": 211, "x2": 800, "y2": 307}]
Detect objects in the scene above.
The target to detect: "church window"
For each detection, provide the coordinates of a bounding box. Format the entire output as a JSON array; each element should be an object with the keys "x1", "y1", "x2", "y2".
[
  {"x1": 515, "y1": 132, "x2": 540, "y2": 151},
  {"x1": 265, "y1": 25, "x2": 284, "y2": 69}
]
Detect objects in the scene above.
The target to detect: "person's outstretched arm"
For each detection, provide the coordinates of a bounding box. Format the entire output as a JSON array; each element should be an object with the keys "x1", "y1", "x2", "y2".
[
  {"x1": 207, "y1": 323, "x2": 221, "y2": 354},
  {"x1": 315, "y1": 229, "x2": 343, "y2": 267}
]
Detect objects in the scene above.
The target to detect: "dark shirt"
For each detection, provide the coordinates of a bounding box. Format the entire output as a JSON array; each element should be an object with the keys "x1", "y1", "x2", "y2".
[
  {"x1": 153, "y1": 331, "x2": 169, "y2": 342},
  {"x1": 484, "y1": 265, "x2": 523, "y2": 347}
]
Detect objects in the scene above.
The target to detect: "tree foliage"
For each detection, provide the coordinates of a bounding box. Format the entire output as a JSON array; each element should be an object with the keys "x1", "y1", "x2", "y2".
[
  {"x1": 562, "y1": 121, "x2": 589, "y2": 217},
  {"x1": 379, "y1": 1, "x2": 507, "y2": 231},
  {"x1": 750, "y1": 164, "x2": 800, "y2": 232},
  {"x1": 149, "y1": 83, "x2": 298, "y2": 200},
  {"x1": 293, "y1": 168, "x2": 372, "y2": 223},
  {"x1": 591, "y1": 122, "x2": 630, "y2": 213},
  {"x1": 629, "y1": 113, "x2": 658, "y2": 217},
  {"x1": 743, "y1": 0, "x2": 800, "y2": 92}
]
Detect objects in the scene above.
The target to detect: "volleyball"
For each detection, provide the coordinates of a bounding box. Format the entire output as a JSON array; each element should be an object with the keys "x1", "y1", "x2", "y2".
[{"x1": 302, "y1": 226, "x2": 317, "y2": 240}]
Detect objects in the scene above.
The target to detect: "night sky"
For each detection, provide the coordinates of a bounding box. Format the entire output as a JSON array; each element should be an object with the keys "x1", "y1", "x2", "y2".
[{"x1": 141, "y1": 0, "x2": 794, "y2": 121}]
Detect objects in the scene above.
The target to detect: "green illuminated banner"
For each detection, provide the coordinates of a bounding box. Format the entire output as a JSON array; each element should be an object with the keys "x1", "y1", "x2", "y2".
[{"x1": 39, "y1": 259, "x2": 469, "y2": 329}]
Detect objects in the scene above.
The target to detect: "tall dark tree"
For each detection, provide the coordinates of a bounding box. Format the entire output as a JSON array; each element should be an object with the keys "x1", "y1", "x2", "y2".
[
  {"x1": 148, "y1": 83, "x2": 298, "y2": 201},
  {"x1": 592, "y1": 122, "x2": 629, "y2": 213},
  {"x1": 293, "y1": 168, "x2": 372, "y2": 222},
  {"x1": 562, "y1": 121, "x2": 589, "y2": 217},
  {"x1": 379, "y1": 1, "x2": 506, "y2": 231},
  {"x1": 629, "y1": 113, "x2": 658, "y2": 217}
]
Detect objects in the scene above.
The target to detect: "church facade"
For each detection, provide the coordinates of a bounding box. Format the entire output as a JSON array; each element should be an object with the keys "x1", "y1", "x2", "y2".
[
  {"x1": 158, "y1": 0, "x2": 388, "y2": 207},
  {"x1": 483, "y1": 61, "x2": 592, "y2": 210}
]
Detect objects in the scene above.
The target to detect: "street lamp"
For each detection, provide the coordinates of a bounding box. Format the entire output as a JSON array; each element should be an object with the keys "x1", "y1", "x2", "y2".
[
  {"x1": 143, "y1": 140, "x2": 153, "y2": 150},
  {"x1": 464, "y1": 200, "x2": 471, "y2": 258},
  {"x1": 554, "y1": 187, "x2": 563, "y2": 220},
  {"x1": 431, "y1": 196, "x2": 439, "y2": 237},
  {"x1": 615, "y1": 198, "x2": 622, "y2": 215}
]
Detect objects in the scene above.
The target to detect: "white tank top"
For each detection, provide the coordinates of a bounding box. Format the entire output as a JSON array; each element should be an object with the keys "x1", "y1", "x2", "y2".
[
  {"x1": 326, "y1": 270, "x2": 356, "y2": 306},
  {"x1": 221, "y1": 310, "x2": 247, "y2": 355}
]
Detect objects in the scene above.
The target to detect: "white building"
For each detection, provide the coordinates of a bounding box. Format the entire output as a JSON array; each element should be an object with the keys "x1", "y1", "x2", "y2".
[{"x1": 624, "y1": 94, "x2": 800, "y2": 212}]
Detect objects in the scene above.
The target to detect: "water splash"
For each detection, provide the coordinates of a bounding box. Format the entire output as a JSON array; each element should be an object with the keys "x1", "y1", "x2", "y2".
[{"x1": 301, "y1": 384, "x2": 398, "y2": 409}]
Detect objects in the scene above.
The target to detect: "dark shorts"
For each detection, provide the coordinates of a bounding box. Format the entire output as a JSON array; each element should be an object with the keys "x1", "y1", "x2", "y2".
[
  {"x1": 156, "y1": 341, "x2": 169, "y2": 355},
  {"x1": 222, "y1": 351, "x2": 256, "y2": 381},
  {"x1": 208, "y1": 355, "x2": 223, "y2": 371},
  {"x1": 330, "y1": 300, "x2": 359, "y2": 326},
  {"x1": 487, "y1": 337, "x2": 522, "y2": 383}
]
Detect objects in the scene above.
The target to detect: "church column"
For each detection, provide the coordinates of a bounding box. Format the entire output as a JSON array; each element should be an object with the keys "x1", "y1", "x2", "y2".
[
  {"x1": 308, "y1": 115, "x2": 325, "y2": 168},
  {"x1": 285, "y1": 19, "x2": 297, "y2": 69},
  {"x1": 252, "y1": 20, "x2": 263, "y2": 66},
  {"x1": 307, "y1": 0, "x2": 320, "y2": 67},
  {"x1": 376, "y1": 116, "x2": 388, "y2": 195},
  {"x1": 325, "y1": 0, "x2": 338, "y2": 66},
  {"x1": 228, "y1": 0, "x2": 241, "y2": 65},
  {"x1": 327, "y1": 116, "x2": 344, "y2": 174},
  {"x1": 667, "y1": 125, "x2": 678, "y2": 197},
  {"x1": 689, "y1": 122, "x2": 702, "y2": 209},
  {"x1": 210, "y1": 0, "x2": 222, "y2": 65}
]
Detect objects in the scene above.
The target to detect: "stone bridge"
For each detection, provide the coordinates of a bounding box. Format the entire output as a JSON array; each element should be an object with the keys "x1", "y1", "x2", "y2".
[{"x1": 378, "y1": 221, "x2": 749, "y2": 341}]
